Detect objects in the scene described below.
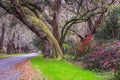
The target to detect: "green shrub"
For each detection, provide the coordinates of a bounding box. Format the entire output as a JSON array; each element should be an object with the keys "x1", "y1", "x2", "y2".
[
  {"x1": 0, "y1": 49, "x2": 4, "y2": 54},
  {"x1": 63, "y1": 54, "x2": 75, "y2": 60},
  {"x1": 114, "y1": 70, "x2": 120, "y2": 80},
  {"x1": 32, "y1": 37, "x2": 42, "y2": 49},
  {"x1": 62, "y1": 42, "x2": 72, "y2": 54},
  {"x1": 95, "y1": 7, "x2": 120, "y2": 40}
]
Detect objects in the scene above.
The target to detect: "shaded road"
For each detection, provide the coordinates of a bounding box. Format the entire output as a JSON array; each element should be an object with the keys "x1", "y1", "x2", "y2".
[
  {"x1": 0, "y1": 53, "x2": 38, "y2": 80},
  {"x1": 0, "y1": 53, "x2": 38, "y2": 70}
]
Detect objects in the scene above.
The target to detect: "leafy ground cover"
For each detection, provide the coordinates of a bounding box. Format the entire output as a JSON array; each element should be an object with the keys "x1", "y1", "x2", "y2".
[
  {"x1": 30, "y1": 55, "x2": 105, "y2": 80},
  {"x1": 0, "y1": 53, "x2": 26, "y2": 59}
]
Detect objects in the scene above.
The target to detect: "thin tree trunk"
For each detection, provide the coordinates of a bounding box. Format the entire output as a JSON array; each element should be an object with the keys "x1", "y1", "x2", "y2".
[
  {"x1": 52, "y1": 12, "x2": 60, "y2": 42},
  {"x1": 6, "y1": 40, "x2": 15, "y2": 54},
  {"x1": 40, "y1": 37, "x2": 52, "y2": 57},
  {"x1": 110, "y1": 23, "x2": 115, "y2": 39},
  {"x1": 6, "y1": 33, "x2": 16, "y2": 54},
  {"x1": 52, "y1": 0, "x2": 61, "y2": 43},
  {"x1": 0, "y1": 23, "x2": 5, "y2": 49}
]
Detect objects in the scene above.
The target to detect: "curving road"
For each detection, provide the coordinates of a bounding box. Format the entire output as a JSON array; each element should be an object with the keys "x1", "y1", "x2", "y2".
[{"x1": 0, "y1": 53, "x2": 39, "y2": 80}]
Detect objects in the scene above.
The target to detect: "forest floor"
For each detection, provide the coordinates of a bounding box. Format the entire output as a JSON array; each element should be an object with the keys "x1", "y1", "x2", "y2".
[{"x1": 17, "y1": 60, "x2": 41, "y2": 80}]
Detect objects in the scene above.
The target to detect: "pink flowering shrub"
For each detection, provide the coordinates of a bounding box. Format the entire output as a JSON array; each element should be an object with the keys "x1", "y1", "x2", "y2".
[{"x1": 82, "y1": 42, "x2": 120, "y2": 72}]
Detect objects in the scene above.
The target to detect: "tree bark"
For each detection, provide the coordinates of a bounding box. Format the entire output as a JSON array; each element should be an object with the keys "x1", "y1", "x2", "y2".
[
  {"x1": 0, "y1": 23, "x2": 5, "y2": 49},
  {"x1": 29, "y1": 16, "x2": 63, "y2": 59},
  {"x1": 52, "y1": 11, "x2": 60, "y2": 42},
  {"x1": 6, "y1": 32, "x2": 16, "y2": 54},
  {"x1": 40, "y1": 37, "x2": 52, "y2": 58},
  {"x1": 45, "y1": 0, "x2": 61, "y2": 44},
  {"x1": 6, "y1": 40, "x2": 15, "y2": 54},
  {"x1": 52, "y1": 0, "x2": 61, "y2": 42}
]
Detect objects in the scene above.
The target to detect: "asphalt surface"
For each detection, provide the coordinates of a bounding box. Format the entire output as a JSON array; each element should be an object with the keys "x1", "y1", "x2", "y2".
[{"x1": 0, "y1": 53, "x2": 38, "y2": 80}]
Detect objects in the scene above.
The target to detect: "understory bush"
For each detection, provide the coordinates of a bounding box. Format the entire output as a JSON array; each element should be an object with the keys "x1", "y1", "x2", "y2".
[
  {"x1": 69, "y1": 34, "x2": 93, "y2": 59},
  {"x1": 114, "y1": 70, "x2": 120, "y2": 80},
  {"x1": 32, "y1": 37, "x2": 43, "y2": 49},
  {"x1": 0, "y1": 49, "x2": 4, "y2": 54},
  {"x1": 95, "y1": 7, "x2": 120, "y2": 40},
  {"x1": 82, "y1": 41, "x2": 120, "y2": 72},
  {"x1": 62, "y1": 42, "x2": 72, "y2": 54}
]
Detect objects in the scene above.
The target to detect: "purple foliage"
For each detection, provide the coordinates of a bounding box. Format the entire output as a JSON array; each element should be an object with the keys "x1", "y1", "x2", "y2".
[{"x1": 82, "y1": 42, "x2": 120, "y2": 72}]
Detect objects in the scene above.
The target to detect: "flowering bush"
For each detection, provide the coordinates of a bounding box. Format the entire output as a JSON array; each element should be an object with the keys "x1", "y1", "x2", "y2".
[
  {"x1": 69, "y1": 34, "x2": 93, "y2": 59},
  {"x1": 82, "y1": 41, "x2": 120, "y2": 72}
]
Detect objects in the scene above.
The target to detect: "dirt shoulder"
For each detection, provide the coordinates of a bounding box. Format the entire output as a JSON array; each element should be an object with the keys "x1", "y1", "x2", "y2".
[{"x1": 14, "y1": 59, "x2": 41, "y2": 80}]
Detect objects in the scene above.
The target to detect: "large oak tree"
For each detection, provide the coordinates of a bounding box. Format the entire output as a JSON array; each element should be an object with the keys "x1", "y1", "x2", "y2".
[{"x1": 0, "y1": 0, "x2": 63, "y2": 59}]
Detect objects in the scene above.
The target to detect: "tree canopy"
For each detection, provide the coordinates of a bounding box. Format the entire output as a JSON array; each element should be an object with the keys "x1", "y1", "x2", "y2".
[{"x1": 0, "y1": 0, "x2": 116, "y2": 59}]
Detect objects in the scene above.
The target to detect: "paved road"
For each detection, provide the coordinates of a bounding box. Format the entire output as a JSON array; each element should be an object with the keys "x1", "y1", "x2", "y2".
[{"x1": 0, "y1": 53, "x2": 38, "y2": 80}]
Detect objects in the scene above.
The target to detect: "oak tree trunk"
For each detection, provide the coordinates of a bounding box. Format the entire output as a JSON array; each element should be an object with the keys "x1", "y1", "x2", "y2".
[{"x1": 29, "y1": 16, "x2": 63, "y2": 59}]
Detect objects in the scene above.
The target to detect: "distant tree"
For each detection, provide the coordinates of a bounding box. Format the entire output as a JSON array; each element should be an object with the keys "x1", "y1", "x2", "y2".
[
  {"x1": 0, "y1": 23, "x2": 5, "y2": 50},
  {"x1": 95, "y1": 7, "x2": 120, "y2": 40},
  {"x1": 32, "y1": 37, "x2": 41, "y2": 49},
  {"x1": 60, "y1": 0, "x2": 115, "y2": 44}
]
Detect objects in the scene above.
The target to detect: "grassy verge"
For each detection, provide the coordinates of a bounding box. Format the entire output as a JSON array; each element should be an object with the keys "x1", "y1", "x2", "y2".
[
  {"x1": 30, "y1": 56, "x2": 105, "y2": 80},
  {"x1": 97, "y1": 72, "x2": 114, "y2": 80},
  {"x1": 0, "y1": 53, "x2": 26, "y2": 59}
]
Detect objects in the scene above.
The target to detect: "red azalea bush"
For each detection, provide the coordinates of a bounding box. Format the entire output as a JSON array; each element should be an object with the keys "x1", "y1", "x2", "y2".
[
  {"x1": 82, "y1": 41, "x2": 120, "y2": 72},
  {"x1": 69, "y1": 34, "x2": 93, "y2": 59}
]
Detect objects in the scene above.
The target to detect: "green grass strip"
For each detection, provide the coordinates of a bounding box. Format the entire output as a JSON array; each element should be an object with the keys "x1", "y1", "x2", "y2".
[{"x1": 30, "y1": 56, "x2": 104, "y2": 80}]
